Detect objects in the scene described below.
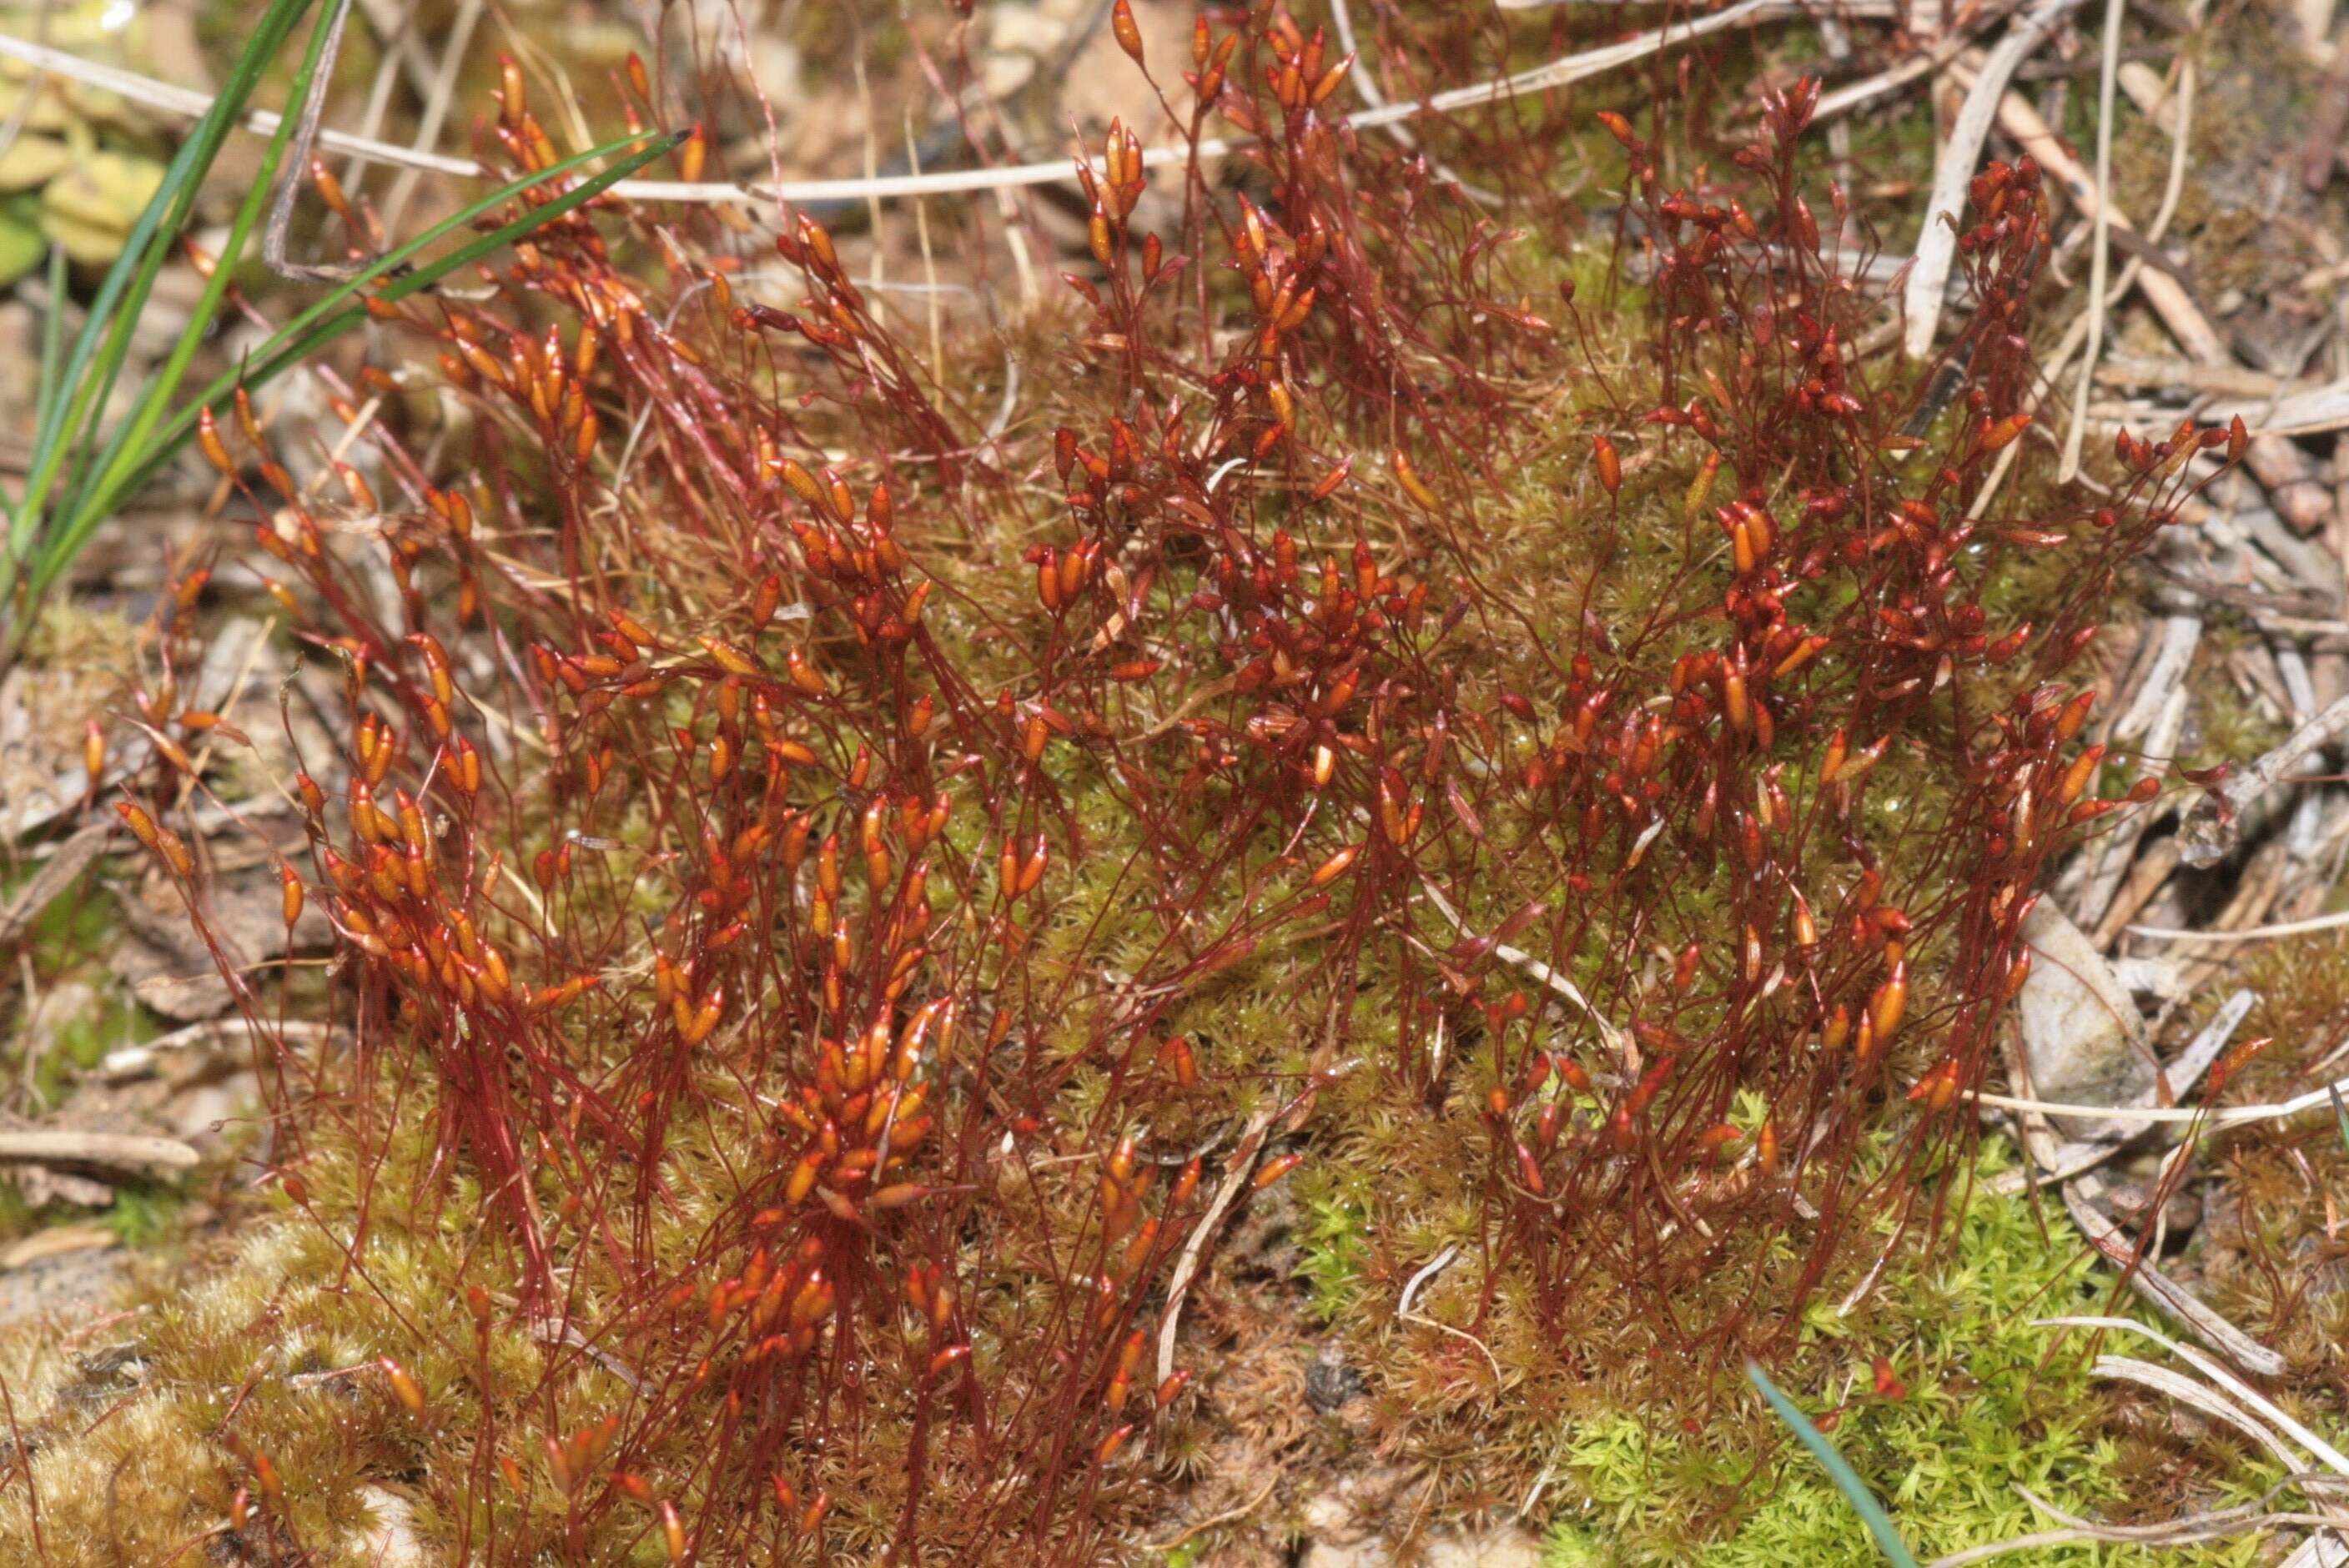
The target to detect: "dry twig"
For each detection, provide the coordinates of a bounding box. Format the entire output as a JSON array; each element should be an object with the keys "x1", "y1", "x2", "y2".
[
  {"x1": 1153, "y1": 1107, "x2": 1278, "y2": 1387},
  {"x1": 1974, "y1": 78, "x2": 2334, "y2": 529},
  {"x1": 2180, "y1": 691, "x2": 2349, "y2": 865},
  {"x1": 1903, "y1": 0, "x2": 2085, "y2": 356},
  {"x1": 0, "y1": 1130, "x2": 200, "y2": 1173},
  {"x1": 0, "y1": 1, "x2": 1773, "y2": 208}
]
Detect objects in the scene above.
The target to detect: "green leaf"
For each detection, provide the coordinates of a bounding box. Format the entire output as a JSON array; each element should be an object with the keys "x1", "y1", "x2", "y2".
[
  {"x1": 52, "y1": 0, "x2": 350, "y2": 546},
  {"x1": 1746, "y1": 1361, "x2": 1920, "y2": 1567},
  {"x1": 0, "y1": 200, "x2": 45, "y2": 287}
]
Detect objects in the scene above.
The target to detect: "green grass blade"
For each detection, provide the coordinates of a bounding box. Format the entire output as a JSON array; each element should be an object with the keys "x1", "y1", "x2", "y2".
[
  {"x1": 2330, "y1": 1084, "x2": 2347, "y2": 1152},
  {"x1": 9, "y1": 0, "x2": 315, "y2": 556},
  {"x1": 35, "y1": 244, "x2": 65, "y2": 437},
  {"x1": 0, "y1": 247, "x2": 69, "y2": 532},
  {"x1": 38, "y1": 129, "x2": 681, "y2": 590},
  {"x1": 184, "y1": 128, "x2": 677, "y2": 415},
  {"x1": 57, "y1": 0, "x2": 345, "y2": 540},
  {"x1": 1746, "y1": 1361, "x2": 1920, "y2": 1567},
  {"x1": 11, "y1": 124, "x2": 226, "y2": 558}
]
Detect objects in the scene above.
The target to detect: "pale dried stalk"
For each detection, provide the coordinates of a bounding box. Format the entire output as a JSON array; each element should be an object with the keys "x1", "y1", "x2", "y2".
[
  {"x1": 2090, "y1": 1355, "x2": 2311, "y2": 1474},
  {"x1": 1968, "y1": 1069, "x2": 2349, "y2": 1128},
  {"x1": 2131, "y1": 907, "x2": 2349, "y2": 942},
  {"x1": 1396, "y1": 1244, "x2": 1506, "y2": 1385},
  {"x1": 2205, "y1": 379, "x2": 2349, "y2": 437},
  {"x1": 1976, "y1": 78, "x2": 2334, "y2": 527},
  {"x1": 1902, "y1": 0, "x2": 2085, "y2": 357},
  {"x1": 378, "y1": 0, "x2": 485, "y2": 230},
  {"x1": 2179, "y1": 691, "x2": 2349, "y2": 865},
  {"x1": 2056, "y1": 1188, "x2": 2287, "y2": 1375},
  {"x1": 1999, "y1": 1032, "x2": 2289, "y2": 1377},
  {"x1": 1922, "y1": 1484, "x2": 2349, "y2": 1566},
  {"x1": 0, "y1": 1131, "x2": 200, "y2": 1173},
  {"x1": 2042, "y1": 1316, "x2": 2349, "y2": 1472},
  {"x1": 1414, "y1": 874, "x2": 1628, "y2": 1057},
  {"x1": 1154, "y1": 1107, "x2": 1278, "y2": 1387},
  {"x1": 0, "y1": 0, "x2": 1772, "y2": 207},
  {"x1": 2056, "y1": 0, "x2": 2130, "y2": 478},
  {"x1": 1984, "y1": 988, "x2": 2254, "y2": 1190}
]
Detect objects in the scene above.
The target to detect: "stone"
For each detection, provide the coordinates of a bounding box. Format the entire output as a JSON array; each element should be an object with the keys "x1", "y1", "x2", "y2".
[
  {"x1": 1419, "y1": 1526, "x2": 1544, "y2": 1567},
  {"x1": 352, "y1": 1485, "x2": 430, "y2": 1567},
  {"x1": 2017, "y1": 901, "x2": 2155, "y2": 1135},
  {"x1": 1305, "y1": 1339, "x2": 1366, "y2": 1413}
]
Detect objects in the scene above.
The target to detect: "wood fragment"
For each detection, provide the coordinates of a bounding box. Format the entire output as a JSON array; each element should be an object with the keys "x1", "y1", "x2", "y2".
[
  {"x1": 1972, "y1": 78, "x2": 2335, "y2": 530},
  {"x1": 2114, "y1": 616, "x2": 2202, "y2": 746},
  {"x1": 2180, "y1": 691, "x2": 2349, "y2": 864},
  {"x1": 2172, "y1": 830, "x2": 2293, "y2": 992},
  {"x1": 0, "y1": 1131, "x2": 200, "y2": 1173},
  {"x1": 2200, "y1": 379, "x2": 2349, "y2": 439},
  {"x1": 2095, "y1": 356, "x2": 2298, "y2": 399},
  {"x1": 2132, "y1": 907, "x2": 2349, "y2": 942},
  {"x1": 2091, "y1": 839, "x2": 2183, "y2": 950},
  {"x1": 2067, "y1": 679, "x2": 2186, "y2": 932},
  {"x1": 1904, "y1": 0, "x2": 2087, "y2": 356},
  {"x1": 0, "y1": 1224, "x2": 120, "y2": 1271}
]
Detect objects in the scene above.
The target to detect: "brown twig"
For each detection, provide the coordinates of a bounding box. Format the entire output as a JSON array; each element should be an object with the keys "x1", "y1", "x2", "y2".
[
  {"x1": 1974, "y1": 75, "x2": 2336, "y2": 530},
  {"x1": 2180, "y1": 691, "x2": 2349, "y2": 865},
  {"x1": 260, "y1": 0, "x2": 364, "y2": 284}
]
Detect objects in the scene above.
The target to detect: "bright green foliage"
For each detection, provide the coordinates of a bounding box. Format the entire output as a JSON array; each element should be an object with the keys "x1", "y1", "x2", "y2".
[
  {"x1": 1544, "y1": 1143, "x2": 2286, "y2": 1565},
  {"x1": 1294, "y1": 1164, "x2": 1376, "y2": 1322},
  {"x1": 102, "y1": 1184, "x2": 187, "y2": 1247}
]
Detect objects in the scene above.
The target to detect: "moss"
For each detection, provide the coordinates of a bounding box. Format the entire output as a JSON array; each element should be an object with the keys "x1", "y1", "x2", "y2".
[
  {"x1": 9, "y1": 8, "x2": 2333, "y2": 1562},
  {"x1": 1539, "y1": 1141, "x2": 2285, "y2": 1565},
  {"x1": 2182, "y1": 928, "x2": 2349, "y2": 1370},
  {"x1": 2179, "y1": 626, "x2": 2289, "y2": 776},
  {"x1": 1294, "y1": 1162, "x2": 1376, "y2": 1322},
  {"x1": 1, "y1": 857, "x2": 158, "y2": 1114},
  {"x1": 100, "y1": 1182, "x2": 187, "y2": 1247},
  {"x1": 0, "y1": 1083, "x2": 677, "y2": 1565}
]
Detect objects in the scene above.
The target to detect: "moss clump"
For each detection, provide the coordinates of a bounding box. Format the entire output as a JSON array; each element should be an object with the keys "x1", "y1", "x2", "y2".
[
  {"x1": 13, "y1": 5, "x2": 2336, "y2": 1562},
  {"x1": 1293, "y1": 1161, "x2": 1376, "y2": 1323}
]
